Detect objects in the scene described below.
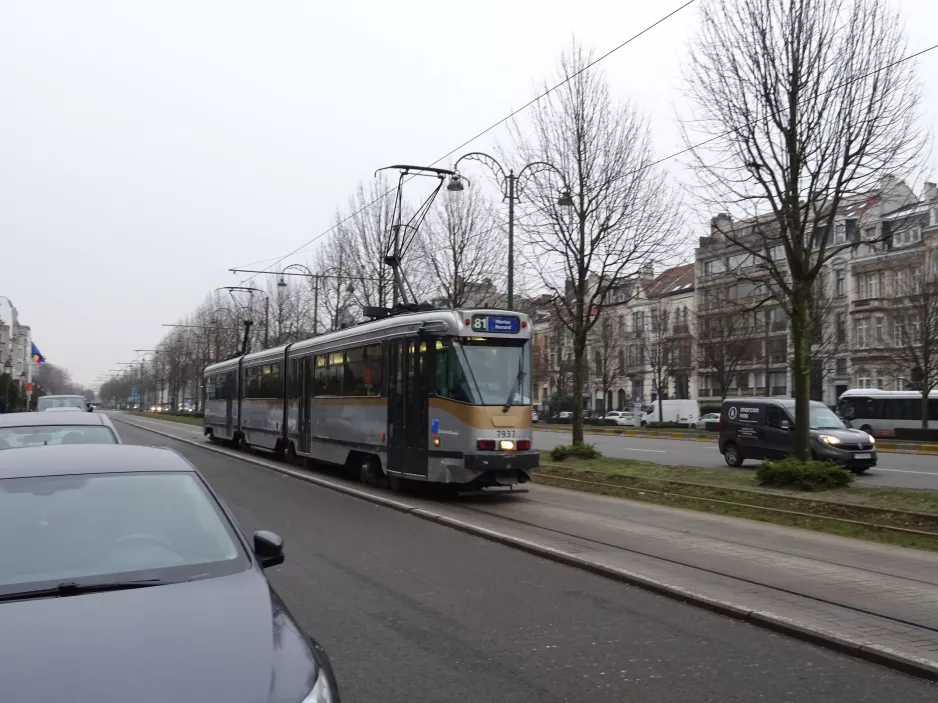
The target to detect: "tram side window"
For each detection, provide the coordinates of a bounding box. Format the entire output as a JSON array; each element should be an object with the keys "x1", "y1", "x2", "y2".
[
  {"x1": 314, "y1": 355, "x2": 328, "y2": 395},
  {"x1": 327, "y1": 353, "x2": 344, "y2": 395},
  {"x1": 344, "y1": 347, "x2": 366, "y2": 396},
  {"x1": 261, "y1": 363, "x2": 282, "y2": 397},
  {"x1": 244, "y1": 367, "x2": 261, "y2": 399},
  {"x1": 206, "y1": 375, "x2": 216, "y2": 401},
  {"x1": 364, "y1": 344, "x2": 382, "y2": 396}
]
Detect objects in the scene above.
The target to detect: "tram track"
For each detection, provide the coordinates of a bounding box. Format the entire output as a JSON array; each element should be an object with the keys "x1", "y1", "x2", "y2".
[{"x1": 447, "y1": 496, "x2": 938, "y2": 635}]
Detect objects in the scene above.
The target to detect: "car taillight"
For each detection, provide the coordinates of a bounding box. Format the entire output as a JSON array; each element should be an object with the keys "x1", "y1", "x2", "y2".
[
  {"x1": 517, "y1": 439, "x2": 531, "y2": 450},
  {"x1": 477, "y1": 439, "x2": 496, "y2": 451}
]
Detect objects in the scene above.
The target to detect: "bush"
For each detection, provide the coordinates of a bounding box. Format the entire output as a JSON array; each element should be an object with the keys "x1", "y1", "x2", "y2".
[
  {"x1": 756, "y1": 457, "x2": 853, "y2": 491},
  {"x1": 549, "y1": 443, "x2": 602, "y2": 461}
]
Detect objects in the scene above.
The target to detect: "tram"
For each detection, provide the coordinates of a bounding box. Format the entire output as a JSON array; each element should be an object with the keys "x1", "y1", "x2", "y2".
[{"x1": 202, "y1": 308, "x2": 538, "y2": 489}]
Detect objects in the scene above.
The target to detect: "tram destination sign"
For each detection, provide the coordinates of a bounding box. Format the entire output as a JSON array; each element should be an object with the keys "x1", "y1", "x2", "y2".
[{"x1": 471, "y1": 314, "x2": 520, "y2": 334}]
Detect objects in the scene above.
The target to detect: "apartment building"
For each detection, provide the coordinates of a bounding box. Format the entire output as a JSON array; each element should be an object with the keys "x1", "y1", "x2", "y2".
[{"x1": 694, "y1": 176, "x2": 918, "y2": 406}]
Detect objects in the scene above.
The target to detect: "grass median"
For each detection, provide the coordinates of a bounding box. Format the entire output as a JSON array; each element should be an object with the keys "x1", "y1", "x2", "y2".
[
  {"x1": 130, "y1": 411, "x2": 203, "y2": 426},
  {"x1": 535, "y1": 457, "x2": 938, "y2": 551}
]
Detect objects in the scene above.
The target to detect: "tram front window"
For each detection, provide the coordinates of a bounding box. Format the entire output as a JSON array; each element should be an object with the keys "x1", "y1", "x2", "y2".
[{"x1": 436, "y1": 338, "x2": 532, "y2": 406}]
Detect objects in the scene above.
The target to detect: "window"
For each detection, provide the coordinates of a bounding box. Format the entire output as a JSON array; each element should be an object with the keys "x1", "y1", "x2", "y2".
[
  {"x1": 703, "y1": 258, "x2": 725, "y2": 275},
  {"x1": 893, "y1": 226, "x2": 922, "y2": 248},
  {"x1": 894, "y1": 319, "x2": 906, "y2": 347},
  {"x1": 836, "y1": 358, "x2": 848, "y2": 375},
  {"x1": 894, "y1": 268, "x2": 908, "y2": 295},
  {"x1": 593, "y1": 350, "x2": 602, "y2": 375},
  {"x1": 833, "y1": 222, "x2": 846, "y2": 243},
  {"x1": 835, "y1": 269, "x2": 846, "y2": 297},
  {"x1": 632, "y1": 311, "x2": 644, "y2": 334},
  {"x1": 617, "y1": 350, "x2": 625, "y2": 374},
  {"x1": 766, "y1": 406, "x2": 785, "y2": 429},
  {"x1": 857, "y1": 371, "x2": 871, "y2": 389},
  {"x1": 835, "y1": 313, "x2": 846, "y2": 343},
  {"x1": 856, "y1": 319, "x2": 869, "y2": 349},
  {"x1": 313, "y1": 355, "x2": 328, "y2": 395},
  {"x1": 866, "y1": 272, "x2": 880, "y2": 299},
  {"x1": 728, "y1": 253, "x2": 752, "y2": 270},
  {"x1": 770, "y1": 372, "x2": 787, "y2": 395},
  {"x1": 874, "y1": 317, "x2": 884, "y2": 346},
  {"x1": 435, "y1": 338, "x2": 531, "y2": 406},
  {"x1": 770, "y1": 245, "x2": 784, "y2": 261},
  {"x1": 326, "y1": 353, "x2": 344, "y2": 395},
  {"x1": 911, "y1": 266, "x2": 923, "y2": 293}
]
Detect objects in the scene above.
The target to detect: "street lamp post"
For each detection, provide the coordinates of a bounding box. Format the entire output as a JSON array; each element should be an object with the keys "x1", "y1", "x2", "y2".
[
  {"x1": 275, "y1": 264, "x2": 320, "y2": 336},
  {"x1": 448, "y1": 153, "x2": 571, "y2": 310}
]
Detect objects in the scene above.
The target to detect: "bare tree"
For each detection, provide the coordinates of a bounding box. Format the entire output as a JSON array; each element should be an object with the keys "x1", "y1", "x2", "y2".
[
  {"x1": 888, "y1": 268, "x2": 938, "y2": 428},
  {"x1": 514, "y1": 41, "x2": 682, "y2": 444},
  {"x1": 697, "y1": 299, "x2": 759, "y2": 400},
  {"x1": 646, "y1": 306, "x2": 675, "y2": 421},
  {"x1": 418, "y1": 188, "x2": 503, "y2": 308},
  {"x1": 683, "y1": 0, "x2": 927, "y2": 458},
  {"x1": 590, "y1": 318, "x2": 619, "y2": 416},
  {"x1": 341, "y1": 178, "x2": 396, "y2": 312}
]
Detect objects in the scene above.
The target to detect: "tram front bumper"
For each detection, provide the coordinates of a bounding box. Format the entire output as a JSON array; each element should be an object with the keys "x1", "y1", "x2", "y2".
[{"x1": 464, "y1": 451, "x2": 539, "y2": 473}]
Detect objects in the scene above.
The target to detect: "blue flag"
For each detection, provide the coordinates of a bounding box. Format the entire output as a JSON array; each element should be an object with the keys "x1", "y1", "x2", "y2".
[{"x1": 31, "y1": 343, "x2": 45, "y2": 364}]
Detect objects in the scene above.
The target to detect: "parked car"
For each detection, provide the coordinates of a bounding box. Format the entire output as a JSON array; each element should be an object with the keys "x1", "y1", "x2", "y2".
[
  {"x1": 0, "y1": 411, "x2": 121, "y2": 450},
  {"x1": 718, "y1": 397, "x2": 876, "y2": 473},
  {"x1": 0, "y1": 444, "x2": 340, "y2": 702},
  {"x1": 699, "y1": 412, "x2": 721, "y2": 432},
  {"x1": 639, "y1": 399, "x2": 701, "y2": 427},
  {"x1": 36, "y1": 395, "x2": 90, "y2": 412},
  {"x1": 557, "y1": 411, "x2": 573, "y2": 420}
]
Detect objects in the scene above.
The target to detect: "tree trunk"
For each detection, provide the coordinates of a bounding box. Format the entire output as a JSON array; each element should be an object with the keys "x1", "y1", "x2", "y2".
[
  {"x1": 791, "y1": 285, "x2": 813, "y2": 460},
  {"x1": 572, "y1": 339, "x2": 585, "y2": 445}
]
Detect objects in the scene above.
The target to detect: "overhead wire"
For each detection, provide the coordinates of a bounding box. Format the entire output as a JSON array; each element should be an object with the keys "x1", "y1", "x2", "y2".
[{"x1": 233, "y1": 1, "x2": 698, "y2": 283}]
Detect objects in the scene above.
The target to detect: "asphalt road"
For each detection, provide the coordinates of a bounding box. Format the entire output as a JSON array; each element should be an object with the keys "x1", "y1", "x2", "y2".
[
  {"x1": 116, "y1": 421, "x2": 936, "y2": 702},
  {"x1": 534, "y1": 430, "x2": 938, "y2": 490}
]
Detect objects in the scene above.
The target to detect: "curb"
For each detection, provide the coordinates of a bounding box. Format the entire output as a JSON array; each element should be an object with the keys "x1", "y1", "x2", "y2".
[
  {"x1": 113, "y1": 414, "x2": 938, "y2": 683},
  {"x1": 538, "y1": 425, "x2": 935, "y2": 455}
]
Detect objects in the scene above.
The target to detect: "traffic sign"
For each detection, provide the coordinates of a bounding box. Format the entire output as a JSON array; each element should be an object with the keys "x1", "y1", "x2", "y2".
[{"x1": 24, "y1": 382, "x2": 33, "y2": 392}]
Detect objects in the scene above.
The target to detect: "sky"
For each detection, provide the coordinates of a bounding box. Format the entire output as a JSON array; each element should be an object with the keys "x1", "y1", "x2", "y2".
[{"x1": 2, "y1": 0, "x2": 936, "y2": 386}]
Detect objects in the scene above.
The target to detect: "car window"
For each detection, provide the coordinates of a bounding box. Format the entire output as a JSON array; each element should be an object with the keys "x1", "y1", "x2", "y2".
[
  {"x1": 766, "y1": 406, "x2": 786, "y2": 429},
  {"x1": 0, "y1": 472, "x2": 247, "y2": 591},
  {"x1": 0, "y1": 426, "x2": 117, "y2": 450}
]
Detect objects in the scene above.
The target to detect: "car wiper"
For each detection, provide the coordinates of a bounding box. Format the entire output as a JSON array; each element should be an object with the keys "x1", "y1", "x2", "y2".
[
  {"x1": 0, "y1": 578, "x2": 166, "y2": 602},
  {"x1": 502, "y1": 366, "x2": 525, "y2": 413}
]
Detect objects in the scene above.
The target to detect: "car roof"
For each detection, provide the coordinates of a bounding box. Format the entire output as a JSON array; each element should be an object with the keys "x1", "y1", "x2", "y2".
[
  {"x1": 0, "y1": 444, "x2": 194, "y2": 479},
  {"x1": 0, "y1": 411, "x2": 108, "y2": 428},
  {"x1": 37, "y1": 395, "x2": 86, "y2": 400}
]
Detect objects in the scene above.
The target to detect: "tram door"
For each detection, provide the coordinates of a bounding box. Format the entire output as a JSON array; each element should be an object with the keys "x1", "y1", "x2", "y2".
[
  {"x1": 387, "y1": 337, "x2": 429, "y2": 477},
  {"x1": 225, "y1": 371, "x2": 235, "y2": 437},
  {"x1": 298, "y1": 356, "x2": 312, "y2": 453}
]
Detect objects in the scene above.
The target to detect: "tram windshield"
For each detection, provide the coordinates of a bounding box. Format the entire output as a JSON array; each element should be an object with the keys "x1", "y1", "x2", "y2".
[{"x1": 436, "y1": 338, "x2": 532, "y2": 406}]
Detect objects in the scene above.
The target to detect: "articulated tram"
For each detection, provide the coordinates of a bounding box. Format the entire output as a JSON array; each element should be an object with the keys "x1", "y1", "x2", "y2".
[{"x1": 202, "y1": 308, "x2": 538, "y2": 489}]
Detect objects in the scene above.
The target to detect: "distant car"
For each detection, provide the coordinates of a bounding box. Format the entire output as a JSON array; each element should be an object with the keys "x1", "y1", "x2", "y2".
[
  {"x1": 0, "y1": 411, "x2": 121, "y2": 450},
  {"x1": 700, "y1": 413, "x2": 720, "y2": 423},
  {"x1": 0, "y1": 444, "x2": 341, "y2": 702},
  {"x1": 558, "y1": 411, "x2": 573, "y2": 420},
  {"x1": 531, "y1": 409, "x2": 540, "y2": 422},
  {"x1": 36, "y1": 395, "x2": 90, "y2": 412},
  {"x1": 604, "y1": 411, "x2": 634, "y2": 426}
]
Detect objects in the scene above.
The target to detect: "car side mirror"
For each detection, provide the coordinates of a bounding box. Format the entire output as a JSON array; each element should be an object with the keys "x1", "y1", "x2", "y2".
[
  {"x1": 780, "y1": 420, "x2": 790, "y2": 430},
  {"x1": 253, "y1": 530, "x2": 284, "y2": 568}
]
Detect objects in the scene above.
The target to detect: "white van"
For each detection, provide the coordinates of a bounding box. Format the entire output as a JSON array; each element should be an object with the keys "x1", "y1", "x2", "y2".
[{"x1": 640, "y1": 399, "x2": 700, "y2": 427}]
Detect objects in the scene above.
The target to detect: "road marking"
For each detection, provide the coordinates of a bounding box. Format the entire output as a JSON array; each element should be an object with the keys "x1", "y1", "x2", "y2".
[
  {"x1": 623, "y1": 447, "x2": 667, "y2": 453},
  {"x1": 872, "y1": 468, "x2": 938, "y2": 476}
]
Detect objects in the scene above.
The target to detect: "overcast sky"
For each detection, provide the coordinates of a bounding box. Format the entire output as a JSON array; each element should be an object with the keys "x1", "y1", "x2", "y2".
[{"x1": 2, "y1": 0, "x2": 936, "y2": 386}]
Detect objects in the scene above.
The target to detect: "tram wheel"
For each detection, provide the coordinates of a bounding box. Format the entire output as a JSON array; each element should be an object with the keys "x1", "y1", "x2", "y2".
[
  {"x1": 285, "y1": 442, "x2": 299, "y2": 466},
  {"x1": 359, "y1": 458, "x2": 379, "y2": 485},
  {"x1": 238, "y1": 435, "x2": 250, "y2": 453}
]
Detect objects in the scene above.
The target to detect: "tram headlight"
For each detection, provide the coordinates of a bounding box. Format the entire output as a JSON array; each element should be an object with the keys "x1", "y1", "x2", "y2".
[{"x1": 499, "y1": 440, "x2": 515, "y2": 451}]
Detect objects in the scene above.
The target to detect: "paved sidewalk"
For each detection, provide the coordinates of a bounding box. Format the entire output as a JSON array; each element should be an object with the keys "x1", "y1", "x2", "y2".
[{"x1": 114, "y1": 413, "x2": 938, "y2": 679}]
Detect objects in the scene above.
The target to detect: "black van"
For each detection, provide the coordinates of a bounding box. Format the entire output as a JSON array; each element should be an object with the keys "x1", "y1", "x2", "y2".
[{"x1": 718, "y1": 398, "x2": 876, "y2": 474}]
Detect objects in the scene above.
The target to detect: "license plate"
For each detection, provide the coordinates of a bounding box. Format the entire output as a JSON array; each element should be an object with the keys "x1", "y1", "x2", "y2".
[{"x1": 854, "y1": 453, "x2": 871, "y2": 459}]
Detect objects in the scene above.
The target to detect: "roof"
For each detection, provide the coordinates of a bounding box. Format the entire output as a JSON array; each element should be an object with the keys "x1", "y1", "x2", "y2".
[
  {"x1": 0, "y1": 444, "x2": 194, "y2": 479},
  {"x1": 37, "y1": 395, "x2": 86, "y2": 400},
  {"x1": 0, "y1": 411, "x2": 108, "y2": 428},
  {"x1": 643, "y1": 264, "x2": 695, "y2": 298}
]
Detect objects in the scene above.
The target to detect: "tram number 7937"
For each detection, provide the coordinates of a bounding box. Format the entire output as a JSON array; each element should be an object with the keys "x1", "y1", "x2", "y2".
[{"x1": 496, "y1": 430, "x2": 516, "y2": 438}]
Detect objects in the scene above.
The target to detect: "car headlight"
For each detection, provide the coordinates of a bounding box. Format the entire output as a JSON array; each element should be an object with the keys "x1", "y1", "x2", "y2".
[
  {"x1": 867, "y1": 434, "x2": 875, "y2": 444},
  {"x1": 820, "y1": 434, "x2": 842, "y2": 445},
  {"x1": 301, "y1": 672, "x2": 335, "y2": 703}
]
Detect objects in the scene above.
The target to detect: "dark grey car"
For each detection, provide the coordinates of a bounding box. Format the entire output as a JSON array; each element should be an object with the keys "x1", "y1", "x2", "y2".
[
  {"x1": 718, "y1": 397, "x2": 877, "y2": 473},
  {"x1": 0, "y1": 444, "x2": 339, "y2": 702}
]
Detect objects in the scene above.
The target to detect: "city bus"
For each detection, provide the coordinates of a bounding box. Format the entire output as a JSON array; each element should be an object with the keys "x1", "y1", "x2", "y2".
[
  {"x1": 836, "y1": 388, "x2": 938, "y2": 436},
  {"x1": 202, "y1": 308, "x2": 538, "y2": 491}
]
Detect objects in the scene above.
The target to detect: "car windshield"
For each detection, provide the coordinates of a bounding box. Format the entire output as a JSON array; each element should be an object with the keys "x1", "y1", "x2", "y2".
[
  {"x1": 0, "y1": 426, "x2": 117, "y2": 450},
  {"x1": 435, "y1": 338, "x2": 532, "y2": 406},
  {"x1": 808, "y1": 406, "x2": 846, "y2": 430},
  {"x1": 37, "y1": 397, "x2": 85, "y2": 411},
  {"x1": 0, "y1": 472, "x2": 245, "y2": 592}
]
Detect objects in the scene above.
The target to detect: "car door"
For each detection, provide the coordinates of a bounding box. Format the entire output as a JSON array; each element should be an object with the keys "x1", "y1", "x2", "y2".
[{"x1": 763, "y1": 405, "x2": 792, "y2": 459}]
